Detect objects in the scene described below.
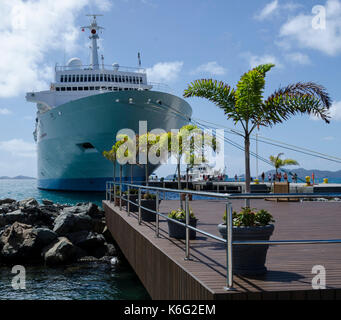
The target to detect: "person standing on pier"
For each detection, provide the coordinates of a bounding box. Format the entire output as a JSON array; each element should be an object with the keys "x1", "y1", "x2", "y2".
[{"x1": 261, "y1": 172, "x2": 265, "y2": 182}]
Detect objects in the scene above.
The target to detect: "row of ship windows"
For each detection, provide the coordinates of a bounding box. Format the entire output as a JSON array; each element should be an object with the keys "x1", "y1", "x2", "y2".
[
  {"x1": 55, "y1": 86, "x2": 145, "y2": 92},
  {"x1": 60, "y1": 74, "x2": 143, "y2": 84}
]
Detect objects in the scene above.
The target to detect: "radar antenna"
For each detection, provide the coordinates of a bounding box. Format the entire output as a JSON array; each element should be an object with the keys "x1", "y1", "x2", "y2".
[{"x1": 81, "y1": 14, "x2": 104, "y2": 69}]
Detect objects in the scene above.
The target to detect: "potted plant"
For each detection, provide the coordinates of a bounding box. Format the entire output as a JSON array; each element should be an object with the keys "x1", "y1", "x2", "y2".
[
  {"x1": 138, "y1": 193, "x2": 159, "y2": 222},
  {"x1": 167, "y1": 208, "x2": 198, "y2": 239},
  {"x1": 122, "y1": 188, "x2": 139, "y2": 212},
  {"x1": 218, "y1": 207, "x2": 275, "y2": 276}
]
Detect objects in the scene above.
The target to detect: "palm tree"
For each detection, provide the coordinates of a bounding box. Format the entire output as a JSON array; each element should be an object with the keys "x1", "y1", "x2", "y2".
[
  {"x1": 183, "y1": 64, "x2": 331, "y2": 194},
  {"x1": 269, "y1": 153, "x2": 299, "y2": 175}
]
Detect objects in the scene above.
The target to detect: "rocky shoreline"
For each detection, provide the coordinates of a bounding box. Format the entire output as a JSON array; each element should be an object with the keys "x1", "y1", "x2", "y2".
[{"x1": 0, "y1": 198, "x2": 116, "y2": 265}]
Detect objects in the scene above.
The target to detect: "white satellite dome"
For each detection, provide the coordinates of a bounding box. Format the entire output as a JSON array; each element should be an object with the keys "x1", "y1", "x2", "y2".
[
  {"x1": 67, "y1": 57, "x2": 82, "y2": 70},
  {"x1": 112, "y1": 63, "x2": 119, "y2": 71}
]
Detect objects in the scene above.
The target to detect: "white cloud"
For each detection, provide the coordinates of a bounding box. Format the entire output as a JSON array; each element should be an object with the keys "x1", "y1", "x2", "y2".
[
  {"x1": 285, "y1": 52, "x2": 311, "y2": 65},
  {"x1": 329, "y1": 100, "x2": 341, "y2": 120},
  {"x1": 0, "y1": 139, "x2": 36, "y2": 158},
  {"x1": 280, "y1": 0, "x2": 341, "y2": 56},
  {"x1": 255, "y1": 0, "x2": 279, "y2": 20},
  {"x1": 248, "y1": 54, "x2": 282, "y2": 69},
  {"x1": 322, "y1": 136, "x2": 335, "y2": 141},
  {"x1": 191, "y1": 61, "x2": 226, "y2": 76},
  {"x1": 146, "y1": 61, "x2": 183, "y2": 83},
  {"x1": 0, "y1": 0, "x2": 112, "y2": 98},
  {"x1": 0, "y1": 108, "x2": 12, "y2": 115}
]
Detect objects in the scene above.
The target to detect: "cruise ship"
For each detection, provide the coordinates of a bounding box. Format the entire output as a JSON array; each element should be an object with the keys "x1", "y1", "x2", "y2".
[{"x1": 26, "y1": 15, "x2": 192, "y2": 191}]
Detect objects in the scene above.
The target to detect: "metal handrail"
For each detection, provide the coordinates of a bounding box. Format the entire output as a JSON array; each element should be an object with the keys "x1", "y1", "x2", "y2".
[{"x1": 105, "y1": 180, "x2": 341, "y2": 290}]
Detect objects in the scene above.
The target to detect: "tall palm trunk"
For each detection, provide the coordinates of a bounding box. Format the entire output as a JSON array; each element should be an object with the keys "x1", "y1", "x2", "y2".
[
  {"x1": 244, "y1": 133, "x2": 251, "y2": 193},
  {"x1": 244, "y1": 134, "x2": 251, "y2": 208},
  {"x1": 177, "y1": 159, "x2": 183, "y2": 209},
  {"x1": 130, "y1": 164, "x2": 133, "y2": 184},
  {"x1": 145, "y1": 164, "x2": 149, "y2": 186}
]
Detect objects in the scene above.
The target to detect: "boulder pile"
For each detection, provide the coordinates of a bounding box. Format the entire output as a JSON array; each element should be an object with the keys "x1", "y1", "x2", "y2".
[{"x1": 0, "y1": 198, "x2": 115, "y2": 265}]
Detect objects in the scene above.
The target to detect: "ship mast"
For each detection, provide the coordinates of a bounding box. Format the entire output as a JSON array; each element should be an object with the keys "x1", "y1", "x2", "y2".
[{"x1": 82, "y1": 14, "x2": 104, "y2": 70}]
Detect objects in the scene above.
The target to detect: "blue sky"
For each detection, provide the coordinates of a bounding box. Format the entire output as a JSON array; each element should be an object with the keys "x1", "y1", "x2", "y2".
[{"x1": 0, "y1": 0, "x2": 340, "y2": 178}]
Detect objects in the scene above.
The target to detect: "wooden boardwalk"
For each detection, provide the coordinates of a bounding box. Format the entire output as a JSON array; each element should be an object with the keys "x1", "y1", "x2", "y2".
[{"x1": 103, "y1": 199, "x2": 341, "y2": 300}]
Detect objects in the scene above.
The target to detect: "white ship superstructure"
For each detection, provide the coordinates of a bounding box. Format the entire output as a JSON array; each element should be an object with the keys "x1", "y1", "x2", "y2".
[{"x1": 26, "y1": 15, "x2": 192, "y2": 191}]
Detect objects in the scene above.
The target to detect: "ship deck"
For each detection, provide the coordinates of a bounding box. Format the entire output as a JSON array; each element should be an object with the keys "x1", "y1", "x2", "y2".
[{"x1": 103, "y1": 199, "x2": 341, "y2": 300}]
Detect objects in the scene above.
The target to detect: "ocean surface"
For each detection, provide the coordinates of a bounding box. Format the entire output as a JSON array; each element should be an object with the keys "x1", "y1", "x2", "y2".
[{"x1": 0, "y1": 179, "x2": 150, "y2": 300}]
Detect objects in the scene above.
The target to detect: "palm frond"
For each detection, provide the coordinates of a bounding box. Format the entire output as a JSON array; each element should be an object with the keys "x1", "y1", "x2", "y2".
[
  {"x1": 264, "y1": 82, "x2": 332, "y2": 124},
  {"x1": 183, "y1": 79, "x2": 236, "y2": 113}
]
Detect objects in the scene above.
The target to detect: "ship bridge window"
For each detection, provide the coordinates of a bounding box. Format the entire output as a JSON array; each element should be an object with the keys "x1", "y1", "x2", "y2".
[
  {"x1": 104, "y1": 74, "x2": 107, "y2": 82},
  {"x1": 56, "y1": 87, "x2": 60, "y2": 91},
  {"x1": 80, "y1": 75, "x2": 83, "y2": 82},
  {"x1": 84, "y1": 86, "x2": 89, "y2": 90},
  {"x1": 100, "y1": 75, "x2": 103, "y2": 81},
  {"x1": 78, "y1": 87, "x2": 83, "y2": 91},
  {"x1": 90, "y1": 86, "x2": 94, "y2": 90},
  {"x1": 84, "y1": 75, "x2": 87, "y2": 82},
  {"x1": 68, "y1": 75, "x2": 72, "y2": 82},
  {"x1": 67, "y1": 87, "x2": 71, "y2": 91},
  {"x1": 76, "y1": 75, "x2": 79, "y2": 82},
  {"x1": 72, "y1": 87, "x2": 77, "y2": 91},
  {"x1": 96, "y1": 74, "x2": 99, "y2": 81},
  {"x1": 61, "y1": 87, "x2": 65, "y2": 91},
  {"x1": 60, "y1": 75, "x2": 64, "y2": 82},
  {"x1": 72, "y1": 75, "x2": 75, "y2": 82}
]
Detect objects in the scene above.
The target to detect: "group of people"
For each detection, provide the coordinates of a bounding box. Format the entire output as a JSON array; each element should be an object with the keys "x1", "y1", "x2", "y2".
[{"x1": 234, "y1": 172, "x2": 298, "y2": 183}]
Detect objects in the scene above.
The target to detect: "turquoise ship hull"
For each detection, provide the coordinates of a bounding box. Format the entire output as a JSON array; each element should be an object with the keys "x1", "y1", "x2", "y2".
[{"x1": 37, "y1": 91, "x2": 192, "y2": 191}]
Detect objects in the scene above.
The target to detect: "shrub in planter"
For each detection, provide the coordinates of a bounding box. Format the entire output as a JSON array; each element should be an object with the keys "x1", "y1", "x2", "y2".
[
  {"x1": 167, "y1": 208, "x2": 197, "y2": 240},
  {"x1": 218, "y1": 207, "x2": 275, "y2": 276}
]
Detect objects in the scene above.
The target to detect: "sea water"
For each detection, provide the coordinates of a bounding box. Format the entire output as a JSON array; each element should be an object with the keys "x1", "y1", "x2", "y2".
[{"x1": 0, "y1": 179, "x2": 150, "y2": 300}]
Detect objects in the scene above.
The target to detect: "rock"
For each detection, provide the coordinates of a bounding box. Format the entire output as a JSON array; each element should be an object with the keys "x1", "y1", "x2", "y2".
[
  {"x1": 67, "y1": 231, "x2": 105, "y2": 249},
  {"x1": 42, "y1": 237, "x2": 79, "y2": 265},
  {"x1": 33, "y1": 228, "x2": 58, "y2": 247},
  {"x1": 102, "y1": 226, "x2": 114, "y2": 243},
  {"x1": 105, "y1": 243, "x2": 116, "y2": 256},
  {"x1": 0, "y1": 198, "x2": 16, "y2": 205},
  {"x1": 42, "y1": 199, "x2": 53, "y2": 206},
  {"x1": 92, "y1": 218, "x2": 106, "y2": 234},
  {"x1": 18, "y1": 198, "x2": 39, "y2": 208},
  {"x1": 0, "y1": 222, "x2": 39, "y2": 262},
  {"x1": 0, "y1": 208, "x2": 54, "y2": 229},
  {"x1": 62, "y1": 202, "x2": 100, "y2": 218},
  {"x1": 53, "y1": 212, "x2": 93, "y2": 236}
]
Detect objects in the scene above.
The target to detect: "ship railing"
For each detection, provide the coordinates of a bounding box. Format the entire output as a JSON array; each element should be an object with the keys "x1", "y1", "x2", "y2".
[
  {"x1": 55, "y1": 64, "x2": 146, "y2": 73},
  {"x1": 148, "y1": 82, "x2": 174, "y2": 94},
  {"x1": 105, "y1": 181, "x2": 341, "y2": 291}
]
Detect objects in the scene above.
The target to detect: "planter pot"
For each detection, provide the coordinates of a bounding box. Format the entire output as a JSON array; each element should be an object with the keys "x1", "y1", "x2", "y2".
[
  {"x1": 123, "y1": 194, "x2": 138, "y2": 212},
  {"x1": 180, "y1": 193, "x2": 193, "y2": 201},
  {"x1": 218, "y1": 223, "x2": 274, "y2": 276},
  {"x1": 138, "y1": 199, "x2": 157, "y2": 222},
  {"x1": 168, "y1": 218, "x2": 197, "y2": 240}
]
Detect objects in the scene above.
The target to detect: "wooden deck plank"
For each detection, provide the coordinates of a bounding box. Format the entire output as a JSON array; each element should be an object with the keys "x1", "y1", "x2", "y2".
[{"x1": 103, "y1": 199, "x2": 341, "y2": 300}]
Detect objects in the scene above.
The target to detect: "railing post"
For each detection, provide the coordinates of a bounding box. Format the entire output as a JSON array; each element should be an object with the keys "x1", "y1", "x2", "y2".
[
  {"x1": 127, "y1": 185, "x2": 130, "y2": 216},
  {"x1": 155, "y1": 191, "x2": 159, "y2": 237},
  {"x1": 138, "y1": 188, "x2": 142, "y2": 225},
  {"x1": 114, "y1": 184, "x2": 117, "y2": 205},
  {"x1": 224, "y1": 201, "x2": 234, "y2": 290},
  {"x1": 184, "y1": 194, "x2": 192, "y2": 260},
  {"x1": 163, "y1": 181, "x2": 166, "y2": 200}
]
